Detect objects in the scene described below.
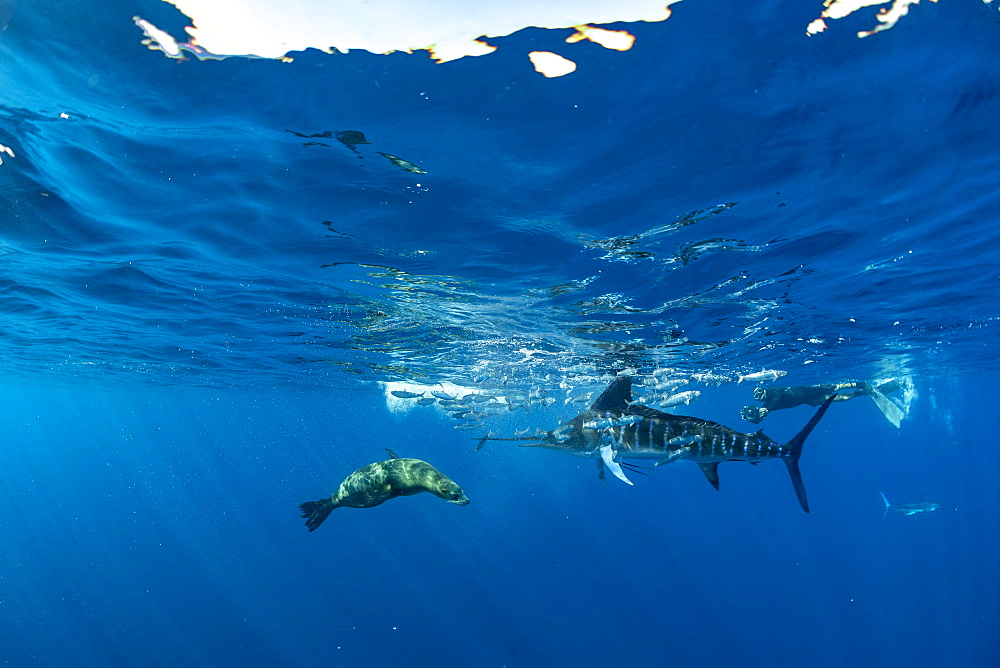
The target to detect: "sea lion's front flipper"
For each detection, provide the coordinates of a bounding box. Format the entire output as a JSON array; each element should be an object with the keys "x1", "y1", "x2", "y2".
[
  {"x1": 385, "y1": 448, "x2": 399, "y2": 459},
  {"x1": 599, "y1": 444, "x2": 633, "y2": 486}
]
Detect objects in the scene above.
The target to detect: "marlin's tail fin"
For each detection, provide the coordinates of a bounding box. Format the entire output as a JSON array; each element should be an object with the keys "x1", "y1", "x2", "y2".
[
  {"x1": 300, "y1": 498, "x2": 336, "y2": 532},
  {"x1": 880, "y1": 491, "x2": 891, "y2": 521},
  {"x1": 783, "y1": 394, "x2": 837, "y2": 514}
]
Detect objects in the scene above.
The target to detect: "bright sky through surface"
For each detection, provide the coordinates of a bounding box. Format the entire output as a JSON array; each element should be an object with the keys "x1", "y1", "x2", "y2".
[
  {"x1": 136, "y1": 0, "x2": 948, "y2": 76},
  {"x1": 156, "y1": 0, "x2": 677, "y2": 62}
]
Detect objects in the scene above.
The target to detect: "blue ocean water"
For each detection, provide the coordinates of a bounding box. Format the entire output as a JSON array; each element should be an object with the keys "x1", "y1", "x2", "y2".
[{"x1": 1, "y1": 1, "x2": 998, "y2": 665}]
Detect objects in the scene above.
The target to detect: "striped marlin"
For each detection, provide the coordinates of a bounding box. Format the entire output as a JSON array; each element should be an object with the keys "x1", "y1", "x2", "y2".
[{"x1": 479, "y1": 376, "x2": 835, "y2": 513}]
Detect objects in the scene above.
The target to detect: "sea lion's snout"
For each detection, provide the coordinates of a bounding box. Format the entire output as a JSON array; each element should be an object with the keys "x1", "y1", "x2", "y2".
[
  {"x1": 436, "y1": 477, "x2": 470, "y2": 505},
  {"x1": 449, "y1": 491, "x2": 470, "y2": 505}
]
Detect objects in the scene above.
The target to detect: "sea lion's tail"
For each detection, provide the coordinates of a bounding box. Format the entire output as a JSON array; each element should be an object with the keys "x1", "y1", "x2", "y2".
[{"x1": 299, "y1": 498, "x2": 336, "y2": 532}]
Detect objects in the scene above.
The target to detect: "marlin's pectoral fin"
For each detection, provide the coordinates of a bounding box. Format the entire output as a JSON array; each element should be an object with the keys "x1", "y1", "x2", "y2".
[
  {"x1": 599, "y1": 444, "x2": 633, "y2": 486},
  {"x1": 698, "y1": 462, "x2": 721, "y2": 490}
]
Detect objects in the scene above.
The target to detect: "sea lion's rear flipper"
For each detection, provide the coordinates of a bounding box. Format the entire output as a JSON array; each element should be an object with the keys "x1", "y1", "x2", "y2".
[
  {"x1": 299, "y1": 498, "x2": 337, "y2": 532},
  {"x1": 385, "y1": 449, "x2": 399, "y2": 459}
]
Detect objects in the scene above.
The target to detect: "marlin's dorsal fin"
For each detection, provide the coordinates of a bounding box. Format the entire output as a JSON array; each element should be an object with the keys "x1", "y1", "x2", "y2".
[
  {"x1": 589, "y1": 376, "x2": 632, "y2": 413},
  {"x1": 385, "y1": 449, "x2": 399, "y2": 459},
  {"x1": 699, "y1": 462, "x2": 721, "y2": 490}
]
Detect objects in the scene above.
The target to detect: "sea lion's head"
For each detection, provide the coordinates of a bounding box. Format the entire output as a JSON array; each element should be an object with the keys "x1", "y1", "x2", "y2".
[{"x1": 433, "y1": 475, "x2": 470, "y2": 506}]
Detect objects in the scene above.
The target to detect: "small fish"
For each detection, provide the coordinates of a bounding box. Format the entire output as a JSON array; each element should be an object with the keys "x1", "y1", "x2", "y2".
[
  {"x1": 692, "y1": 373, "x2": 731, "y2": 385},
  {"x1": 431, "y1": 390, "x2": 455, "y2": 401},
  {"x1": 659, "y1": 390, "x2": 701, "y2": 407},
  {"x1": 583, "y1": 415, "x2": 644, "y2": 430},
  {"x1": 471, "y1": 394, "x2": 493, "y2": 404},
  {"x1": 391, "y1": 390, "x2": 424, "y2": 399},
  {"x1": 738, "y1": 369, "x2": 787, "y2": 384},
  {"x1": 880, "y1": 492, "x2": 941, "y2": 520},
  {"x1": 513, "y1": 428, "x2": 532, "y2": 438},
  {"x1": 654, "y1": 378, "x2": 690, "y2": 393},
  {"x1": 545, "y1": 423, "x2": 575, "y2": 444},
  {"x1": 416, "y1": 397, "x2": 437, "y2": 405},
  {"x1": 454, "y1": 423, "x2": 485, "y2": 431},
  {"x1": 652, "y1": 367, "x2": 677, "y2": 378}
]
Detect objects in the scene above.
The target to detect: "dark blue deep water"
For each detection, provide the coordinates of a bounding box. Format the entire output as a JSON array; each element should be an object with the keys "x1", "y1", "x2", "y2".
[{"x1": 2, "y1": 1, "x2": 999, "y2": 666}]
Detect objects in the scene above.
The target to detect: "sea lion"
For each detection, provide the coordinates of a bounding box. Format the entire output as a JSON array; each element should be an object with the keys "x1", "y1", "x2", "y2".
[{"x1": 299, "y1": 449, "x2": 470, "y2": 531}]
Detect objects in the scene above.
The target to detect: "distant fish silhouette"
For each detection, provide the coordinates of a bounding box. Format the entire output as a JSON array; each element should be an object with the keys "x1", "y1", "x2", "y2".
[{"x1": 880, "y1": 492, "x2": 941, "y2": 520}]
